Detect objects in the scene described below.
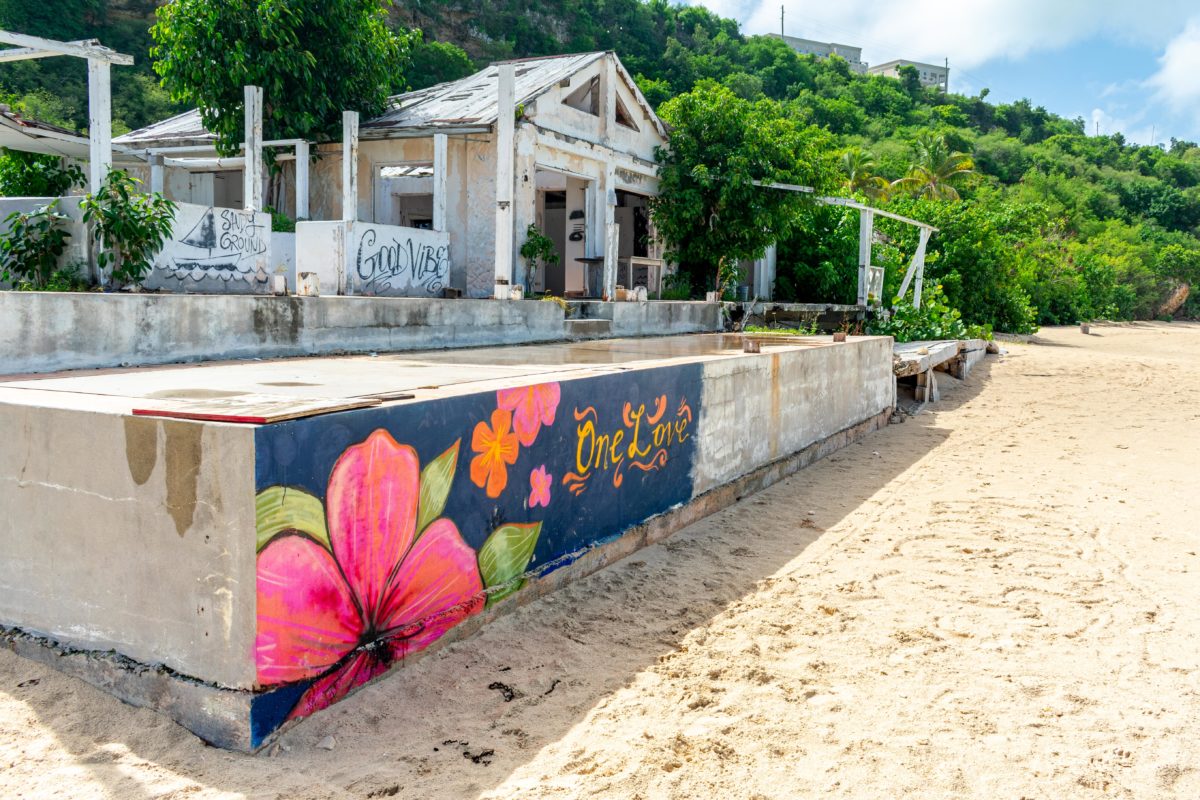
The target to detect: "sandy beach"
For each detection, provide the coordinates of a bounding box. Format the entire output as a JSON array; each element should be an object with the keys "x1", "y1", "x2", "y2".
[{"x1": 2, "y1": 322, "x2": 1199, "y2": 799}]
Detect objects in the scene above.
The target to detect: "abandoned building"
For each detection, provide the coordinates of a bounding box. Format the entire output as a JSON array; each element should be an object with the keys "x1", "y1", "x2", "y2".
[{"x1": 115, "y1": 51, "x2": 669, "y2": 300}]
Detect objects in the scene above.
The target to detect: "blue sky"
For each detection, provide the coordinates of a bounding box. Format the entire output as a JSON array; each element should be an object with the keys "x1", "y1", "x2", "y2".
[{"x1": 692, "y1": 1, "x2": 1200, "y2": 146}]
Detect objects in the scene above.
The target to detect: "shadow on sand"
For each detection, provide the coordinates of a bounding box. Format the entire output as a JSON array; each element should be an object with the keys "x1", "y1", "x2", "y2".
[{"x1": 3, "y1": 360, "x2": 998, "y2": 800}]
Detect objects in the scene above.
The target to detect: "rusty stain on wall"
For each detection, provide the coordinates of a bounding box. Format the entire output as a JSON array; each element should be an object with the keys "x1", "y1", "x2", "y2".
[
  {"x1": 163, "y1": 421, "x2": 204, "y2": 537},
  {"x1": 123, "y1": 416, "x2": 158, "y2": 487}
]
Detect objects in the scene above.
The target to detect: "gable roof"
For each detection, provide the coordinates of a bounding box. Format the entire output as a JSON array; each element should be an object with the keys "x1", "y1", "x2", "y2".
[{"x1": 116, "y1": 51, "x2": 666, "y2": 148}]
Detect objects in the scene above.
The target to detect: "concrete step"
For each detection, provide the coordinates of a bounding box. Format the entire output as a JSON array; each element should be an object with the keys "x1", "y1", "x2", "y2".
[{"x1": 563, "y1": 319, "x2": 612, "y2": 339}]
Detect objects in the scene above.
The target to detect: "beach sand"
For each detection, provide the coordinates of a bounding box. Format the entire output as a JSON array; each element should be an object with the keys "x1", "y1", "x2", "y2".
[{"x1": 2, "y1": 322, "x2": 1198, "y2": 799}]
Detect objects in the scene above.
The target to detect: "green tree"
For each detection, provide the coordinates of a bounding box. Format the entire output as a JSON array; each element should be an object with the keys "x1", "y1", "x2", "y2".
[
  {"x1": 407, "y1": 37, "x2": 476, "y2": 91},
  {"x1": 892, "y1": 131, "x2": 975, "y2": 201},
  {"x1": 840, "y1": 147, "x2": 889, "y2": 200},
  {"x1": 151, "y1": 0, "x2": 414, "y2": 154},
  {"x1": 651, "y1": 82, "x2": 837, "y2": 293}
]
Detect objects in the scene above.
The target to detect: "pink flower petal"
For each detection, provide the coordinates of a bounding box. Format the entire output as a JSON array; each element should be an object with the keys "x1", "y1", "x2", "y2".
[
  {"x1": 256, "y1": 535, "x2": 363, "y2": 685},
  {"x1": 535, "y1": 383, "x2": 561, "y2": 426},
  {"x1": 326, "y1": 430, "x2": 420, "y2": 628},
  {"x1": 375, "y1": 518, "x2": 484, "y2": 658},
  {"x1": 284, "y1": 650, "x2": 389, "y2": 722}
]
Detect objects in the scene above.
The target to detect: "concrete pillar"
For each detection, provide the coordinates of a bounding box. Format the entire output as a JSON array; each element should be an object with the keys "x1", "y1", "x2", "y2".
[
  {"x1": 857, "y1": 209, "x2": 873, "y2": 306},
  {"x1": 432, "y1": 133, "x2": 447, "y2": 233},
  {"x1": 342, "y1": 111, "x2": 358, "y2": 223},
  {"x1": 294, "y1": 140, "x2": 309, "y2": 220},
  {"x1": 243, "y1": 85, "x2": 263, "y2": 212},
  {"x1": 86, "y1": 59, "x2": 111, "y2": 193},
  {"x1": 149, "y1": 155, "x2": 165, "y2": 195},
  {"x1": 494, "y1": 64, "x2": 515, "y2": 299},
  {"x1": 600, "y1": 54, "x2": 615, "y2": 143},
  {"x1": 602, "y1": 164, "x2": 617, "y2": 300}
]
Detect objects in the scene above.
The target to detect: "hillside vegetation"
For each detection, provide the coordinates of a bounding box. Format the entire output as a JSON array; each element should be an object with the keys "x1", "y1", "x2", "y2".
[{"x1": 1, "y1": 0, "x2": 1197, "y2": 327}]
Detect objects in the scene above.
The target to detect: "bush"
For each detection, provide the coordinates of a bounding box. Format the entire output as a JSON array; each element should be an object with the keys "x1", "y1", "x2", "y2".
[
  {"x1": 0, "y1": 149, "x2": 83, "y2": 197},
  {"x1": 0, "y1": 200, "x2": 71, "y2": 289},
  {"x1": 660, "y1": 270, "x2": 693, "y2": 300},
  {"x1": 80, "y1": 170, "x2": 176, "y2": 287},
  {"x1": 868, "y1": 284, "x2": 968, "y2": 342}
]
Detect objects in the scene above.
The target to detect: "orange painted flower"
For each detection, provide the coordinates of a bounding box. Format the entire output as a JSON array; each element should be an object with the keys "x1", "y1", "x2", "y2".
[
  {"x1": 470, "y1": 408, "x2": 519, "y2": 497},
  {"x1": 497, "y1": 382, "x2": 561, "y2": 447}
]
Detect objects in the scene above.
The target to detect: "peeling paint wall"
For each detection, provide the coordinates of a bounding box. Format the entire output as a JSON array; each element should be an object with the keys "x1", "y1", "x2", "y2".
[{"x1": 144, "y1": 202, "x2": 273, "y2": 294}]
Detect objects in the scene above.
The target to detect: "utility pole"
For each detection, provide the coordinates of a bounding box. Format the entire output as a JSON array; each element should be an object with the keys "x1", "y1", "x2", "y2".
[
  {"x1": 944, "y1": 57, "x2": 950, "y2": 94},
  {"x1": 780, "y1": 4, "x2": 784, "y2": 37}
]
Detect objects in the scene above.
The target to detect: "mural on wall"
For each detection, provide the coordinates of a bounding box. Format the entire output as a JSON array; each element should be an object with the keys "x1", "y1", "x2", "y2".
[
  {"x1": 354, "y1": 224, "x2": 449, "y2": 296},
  {"x1": 154, "y1": 205, "x2": 270, "y2": 287},
  {"x1": 249, "y1": 365, "x2": 702, "y2": 744}
]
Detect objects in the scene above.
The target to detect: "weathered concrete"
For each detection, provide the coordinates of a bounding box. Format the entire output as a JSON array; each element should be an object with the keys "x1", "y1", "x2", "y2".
[
  {"x1": 0, "y1": 293, "x2": 566, "y2": 374},
  {"x1": 144, "y1": 203, "x2": 272, "y2": 294},
  {"x1": 0, "y1": 334, "x2": 894, "y2": 750},
  {"x1": 0, "y1": 404, "x2": 257, "y2": 689},
  {"x1": 568, "y1": 300, "x2": 720, "y2": 337},
  {"x1": 0, "y1": 196, "x2": 89, "y2": 286}
]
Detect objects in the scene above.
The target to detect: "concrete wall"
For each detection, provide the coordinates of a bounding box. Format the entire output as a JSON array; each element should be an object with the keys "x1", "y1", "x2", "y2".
[
  {"x1": 270, "y1": 231, "x2": 296, "y2": 291},
  {"x1": 0, "y1": 406, "x2": 257, "y2": 688},
  {"x1": 0, "y1": 196, "x2": 89, "y2": 286},
  {"x1": 144, "y1": 202, "x2": 272, "y2": 294},
  {"x1": 693, "y1": 337, "x2": 896, "y2": 493},
  {"x1": 610, "y1": 301, "x2": 721, "y2": 336},
  {"x1": 295, "y1": 219, "x2": 450, "y2": 297},
  {"x1": 0, "y1": 293, "x2": 566, "y2": 375}
]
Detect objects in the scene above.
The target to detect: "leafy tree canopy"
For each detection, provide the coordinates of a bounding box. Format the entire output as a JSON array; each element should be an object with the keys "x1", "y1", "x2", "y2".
[
  {"x1": 150, "y1": 0, "x2": 415, "y2": 154},
  {"x1": 652, "y1": 81, "x2": 838, "y2": 291}
]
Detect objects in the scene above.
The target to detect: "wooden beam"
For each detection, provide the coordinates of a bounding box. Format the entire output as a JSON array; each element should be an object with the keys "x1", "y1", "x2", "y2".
[
  {"x1": 0, "y1": 32, "x2": 132, "y2": 65},
  {"x1": 342, "y1": 110, "x2": 358, "y2": 222},
  {"x1": 294, "y1": 140, "x2": 310, "y2": 220},
  {"x1": 87, "y1": 58, "x2": 111, "y2": 192},
  {"x1": 243, "y1": 85, "x2": 263, "y2": 212},
  {"x1": 432, "y1": 132, "x2": 447, "y2": 232},
  {"x1": 494, "y1": 63, "x2": 515, "y2": 297}
]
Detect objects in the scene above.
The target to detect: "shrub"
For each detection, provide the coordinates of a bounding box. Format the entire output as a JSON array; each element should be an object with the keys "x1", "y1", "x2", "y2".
[
  {"x1": 80, "y1": 170, "x2": 176, "y2": 287},
  {"x1": 0, "y1": 149, "x2": 84, "y2": 197},
  {"x1": 868, "y1": 284, "x2": 968, "y2": 342},
  {"x1": 0, "y1": 200, "x2": 71, "y2": 289}
]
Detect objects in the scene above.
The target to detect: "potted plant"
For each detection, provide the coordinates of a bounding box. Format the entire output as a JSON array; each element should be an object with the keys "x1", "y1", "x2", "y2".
[{"x1": 519, "y1": 224, "x2": 559, "y2": 297}]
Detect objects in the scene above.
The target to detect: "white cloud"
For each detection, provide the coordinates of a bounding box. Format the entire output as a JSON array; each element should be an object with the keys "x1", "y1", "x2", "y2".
[
  {"x1": 1146, "y1": 17, "x2": 1200, "y2": 113},
  {"x1": 694, "y1": 0, "x2": 1195, "y2": 71}
]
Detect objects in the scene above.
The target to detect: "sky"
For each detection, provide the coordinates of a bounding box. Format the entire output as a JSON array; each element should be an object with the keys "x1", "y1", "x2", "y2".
[{"x1": 691, "y1": 0, "x2": 1200, "y2": 146}]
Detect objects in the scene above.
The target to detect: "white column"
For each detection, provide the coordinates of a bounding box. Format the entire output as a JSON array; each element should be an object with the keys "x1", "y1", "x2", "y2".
[
  {"x1": 86, "y1": 59, "x2": 111, "y2": 193},
  {"x1": 857, "y1": 209, "x2": 873, "y2": 306},
  {"x1": 342, "y1": 111, "x2": 359, "y2": 222},
  {"x1": 602, "y1": 164, "x2": 617, "y2": 300},
  {"x1": 494, "y1": 64, "x2": 515, "y2": 298},
  {"x1": 896, "y1": 227, "x2": 932, "y2": 307},
  {"x1": 243, "y1": 85, "x2": 263, "y2": 212},
  {"x1": 149, "y1": 154, "x2": 164, "y2": 195},
  {"x1": 432, "y1": 132, "x2": 448, "y2": 233},
  {"x1": 294, "y1": 140, "x2": 310, "y2": 220},
  {"x1": 600, "y1": 55, "x2": 615, "y2": 143}
]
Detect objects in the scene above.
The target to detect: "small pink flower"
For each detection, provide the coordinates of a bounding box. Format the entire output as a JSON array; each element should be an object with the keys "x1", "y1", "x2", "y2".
[
  {"x1": 497, "y1": 382, "x2": 561, "y2": 447},
  {"x1": 528, "y1": 465, "x2": 552, "y2": 508}
]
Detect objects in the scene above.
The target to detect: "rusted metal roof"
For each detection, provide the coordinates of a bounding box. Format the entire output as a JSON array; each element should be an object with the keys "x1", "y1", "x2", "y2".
[
  {"x1": 115, "y1": 51, "x2": 666, "y2": 146},
  {"x1": 363, "y1": 51, "x2": 606, "y2": 135},
  {"x1": 114, "y1": 107, "x2": 213, "y2": 147}
]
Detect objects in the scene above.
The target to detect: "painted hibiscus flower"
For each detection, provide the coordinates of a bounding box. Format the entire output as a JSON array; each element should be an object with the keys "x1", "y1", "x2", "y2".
[
  {"x1": 497, "y1": 382, "x2": 561, "y2": 447},
  {"x1": 528, "y1": 465, "x2": 552, "y2": 508},
  {"x1": 256, "y1": 430, "x2": 483, "y2": 721},
  {"x1": 470, "y1": 408, "x2": 519, "y2": 498}
]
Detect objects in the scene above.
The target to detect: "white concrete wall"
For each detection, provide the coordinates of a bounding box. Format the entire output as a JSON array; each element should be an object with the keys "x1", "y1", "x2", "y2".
[
  {"x1": 0, "y1": 293, "x2": 567, "y2": 374},
  {"x1": 144, "y1": 202, "x2": 272, "y2": 294},
  {"x1": 269, "y1": 231, "x2": 296, "y2": 291},
  {"x1": 0, "y1": 196, "x2": 89, "y2": 284},
  {"x1": 692, "y1": 337, "x2": 896, "y2": 494},
  {"x1": 0, "y1": 405, "x2": 257, "y2": 688},
  {"x1": 295, "y1": 219, "x2": 450, "y2": 297}
]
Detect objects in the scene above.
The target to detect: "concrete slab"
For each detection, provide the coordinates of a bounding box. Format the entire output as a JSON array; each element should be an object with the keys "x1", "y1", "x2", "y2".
[{"x1": 0, "y1": 333, "x2": 895, "y2": 750}]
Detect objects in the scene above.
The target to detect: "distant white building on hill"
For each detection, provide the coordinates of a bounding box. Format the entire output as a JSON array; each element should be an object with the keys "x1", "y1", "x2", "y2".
[
  {"x1": 767, "y1": 34, "x2": 868, "y2": 75},
  {"x1": 867, "y1": 59, "x2": 949, "y2": 91}
]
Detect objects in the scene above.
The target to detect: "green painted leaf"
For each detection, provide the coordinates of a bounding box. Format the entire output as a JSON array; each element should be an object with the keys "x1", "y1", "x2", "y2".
[
  {"x1": 255, "y1": 486, "x2": 329, "y2": 553},
  {"x1": 477, "y1": 522, "x2": 542, "y2": 607},
  {"x1": 417, "y1": 439, "x2": 460, "y2": 535}
]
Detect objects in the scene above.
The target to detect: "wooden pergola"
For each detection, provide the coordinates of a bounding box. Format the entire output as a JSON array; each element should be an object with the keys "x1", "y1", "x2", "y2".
[{"x1": 0, "y1": 31, "x2": 132, "y2": 192}]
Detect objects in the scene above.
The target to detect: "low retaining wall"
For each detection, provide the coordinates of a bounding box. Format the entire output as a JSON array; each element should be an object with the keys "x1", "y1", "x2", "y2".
[
  {"x1": 0, "y1": 336, "x2": 894, "y2": 750},
  {"x1": 569, "y1": 300, "x2": 721, "y2": 336},
  {"x1": 0, "y1": 293, "x2": 565, "y2": 374}
]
